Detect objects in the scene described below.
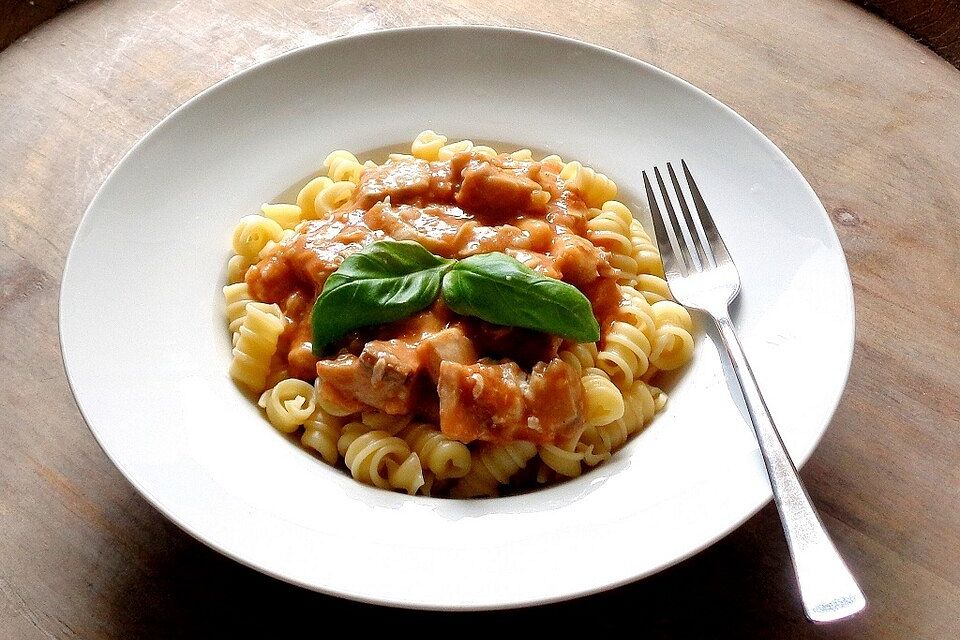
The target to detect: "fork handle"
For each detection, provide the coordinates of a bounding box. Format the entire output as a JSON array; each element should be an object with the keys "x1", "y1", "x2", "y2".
[{"x1": 713, "y1": 312, "x2": 866, "y2": 622}]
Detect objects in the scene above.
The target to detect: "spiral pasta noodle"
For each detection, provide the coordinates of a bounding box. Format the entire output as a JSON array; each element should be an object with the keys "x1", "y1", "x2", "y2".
[
  {"x1": 411, "y1": 130, "x2": 447, "y2": 161},
  {"x1": 260, "y1": 203, "x2": 302, "y2": 230},
  {"x1": 630, "y1": 218, "x2": 665, "y2": 278},
  {"x1": 399, "y1": 423, "x2": 472, "y2": 480},
  {"x1": 337, "y1": 422, "x2": 424, "y2": 494},
  {"x1": 314, "y1": 181, "x2": 356, "y2": 218},
  {"x1": 223, "y1": 282, "x2": 253, "y2": 334},
  {"x1": 451, "y1": 441, "x2": 537, "y2": 498},
  {"x1": 229, "y1": 303, "x2": 285, "y2": 392},
  {"x1": 579, "y1": 380, "x2": 660, "y2": 463},
  {"x1": 437, "y1": 139, "x2": 473, "y2": 161},
  {"x1": 471, "y1": 145, "x2": 498, "y2": 159},
  {"x1": 558, "y1": 341, "x2": 599, "y2": 374},
  {"x1": 649, "y1": 300, "x2": 695, "y2": 371},
  {"x1": 597, "y1": 319, "x2": 652, "y2": 386},
  {"x1": 581, "y1": 371, "x2": 625, "y2": 428},
  {"x1": 586, "y1": 203, "x2": 633, "y2": 257},
  {"x1": 296, "y1": 176, "x2": 334, "y2": 220},
  {"x1": 301, "y1": 408, "x2": 344, "y2": 466},
  {"x1": 360, "y1": 410, "x2": 412, "y2": 435},
  {"x1": 258, "y1": 378, "x2": 316, "y2": 433},
  {"x1": 636, "y1": 274, "x2": 671, "y2": 304},
  {"x1": 323, "y1": 150, "x2": 365, "y2": 184},
  {"x1": 227, "y1": 255, "x2": 251, "y2": 284},
  {"x1": 539, "y1": 441, "x2": 586, "y2": 478},
  {"x1": 619, "y1": 285, "x2": 658, "y2": 345},
  {"x1": 561, "y1": 161, "x2": 617, "y2": 207},
  {"x1": 231, "y1": 214, "x2": 284, "y2": 259}
]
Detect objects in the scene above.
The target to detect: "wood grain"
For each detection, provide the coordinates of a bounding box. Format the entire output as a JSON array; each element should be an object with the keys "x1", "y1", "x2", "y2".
[
  {"x1": 0, "y1": 0, "x2": 78, "y2": 51},
  {"x1": 857, "y1": 0, "x2": 960, "y2": 67},
  {"x1": 1, "y1": 1, "x2": 958, "y2": 637}
]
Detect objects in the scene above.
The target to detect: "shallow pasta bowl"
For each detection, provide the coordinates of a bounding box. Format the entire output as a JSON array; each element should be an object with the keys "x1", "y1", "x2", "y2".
[{"x1": 59, "y1": 26, "x2": 854, "y2": 609}]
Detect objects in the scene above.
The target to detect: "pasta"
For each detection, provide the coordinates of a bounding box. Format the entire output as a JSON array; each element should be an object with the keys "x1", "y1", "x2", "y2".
[
  {"x1": 411, "y1": 130, "x2": 447, "y2": 160},
  {"x1": 296, "y1": 176, "x2": 334, "y2": 220},
  {"x1": 227, "y1": 254, "x2": 252, "y2": 284},
  {"x1": 222, "y1": 131, "x2": 695, "y2": 496},
  {"x1": 438, "y1": 139, "x2": 473, "y2": 160},
  {"x1": 650, "y1": 300, "x2": 696, "y2": 370},
  {"x1": 260, "y1": 203, "x2": 302, "y2": 230},
  {"x1": 579, "y1": 380, "x2": 661, "y2": 462},
  {"x1": 258, "y1": 378, "x2": 316, "y2": 433},
  {"x1": 560, "y1": 161, "x2": 617, "y2": 207},
  {"x1": 229, "y1": 302, "x2": 285, "y2": 392},
  {"x1": 399, "y1": 423, "x2": 472, "y2": 481},
  {"x1": 324, "y1": 150, "x2": 364, "y2": 183},
  {"x1": 301, "y1": 408, "x2": 344, "y2": 465},
  {"x1": 597, "y1": 319, "x2": 652, "y2": 386},
  {"x1": 338, "y1": 422, "x2": 425, "y2": 494},
  {"x1": 450, "y1": 442, "x2": 538, "y2": 498},
  {"x1": 232, "y1": 214, "x2": 284, "y2": 259},
  {"x1": 223, "y1": 282, "x2": 253, "y2": 334},
  {"x1": 314, "y1": 180, "x2": 356, "y2": 218}
]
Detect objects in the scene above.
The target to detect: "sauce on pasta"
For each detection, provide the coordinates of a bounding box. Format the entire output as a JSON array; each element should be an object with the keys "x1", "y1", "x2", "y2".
[
  {"x1": 246, "y1": 152, "x2": 626, "y2": 445},
  {"x1": 224, "y1": 132, "x2": 696, "y2": 497}
]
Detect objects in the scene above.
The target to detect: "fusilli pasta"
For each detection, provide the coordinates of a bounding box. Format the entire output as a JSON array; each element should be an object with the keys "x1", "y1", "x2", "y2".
[
  {"x1": 258, "y1": 378, "x2": 316, "y2": 433},
  {"x1": 338, "y1": 422, "x2": 425, "y2": 494},
  {"x1": 229, "y1": 302, "x2": 285, "y2": 392}
]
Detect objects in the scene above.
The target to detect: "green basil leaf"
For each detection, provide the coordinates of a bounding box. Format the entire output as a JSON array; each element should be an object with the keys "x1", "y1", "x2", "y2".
[
  {"x1": 312, "y1": 240, "x2": 455, "y2": 355},
  {"x1": 441, "y1": 252, "x2": 600, "y2": 343}
]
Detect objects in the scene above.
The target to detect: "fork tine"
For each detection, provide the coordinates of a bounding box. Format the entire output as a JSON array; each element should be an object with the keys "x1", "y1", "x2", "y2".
[
  {"x1": 680, "y1": 160, "x2": 732, "y2": 266},
  {"x1": 667, "y1": 162, "x2": 713, "y2": 269},
  {"x1": 643, "y1": 171, "x2": 684, "y2": 278},
  {"x1": 654, "y1": 166, "x2": 695, "y2": 273}
]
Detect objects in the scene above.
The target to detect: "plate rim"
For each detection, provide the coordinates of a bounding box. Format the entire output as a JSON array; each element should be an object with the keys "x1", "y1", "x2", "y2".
[{"x1": 59, "y1": 24, "x2": 856, "y2": 610}]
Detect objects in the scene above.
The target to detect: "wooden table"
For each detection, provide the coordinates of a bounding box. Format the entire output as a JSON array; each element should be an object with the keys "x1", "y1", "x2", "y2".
[{"x1": 1, "y1": 1, "x2": 958, "y2": 637}]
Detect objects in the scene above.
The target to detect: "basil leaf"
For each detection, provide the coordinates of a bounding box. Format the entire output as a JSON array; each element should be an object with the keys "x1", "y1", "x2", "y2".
[
  {"x1": 312, "y1": 240, "x2": 455, "y2": 355},
  {"x1": 441, "y1": 253, "x2": 600, "y2": 343}
]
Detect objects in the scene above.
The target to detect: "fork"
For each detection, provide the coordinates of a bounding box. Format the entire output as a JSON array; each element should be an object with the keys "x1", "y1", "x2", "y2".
[{"x1": 643, "y1": 161, "x2": 866, "y2": 623}]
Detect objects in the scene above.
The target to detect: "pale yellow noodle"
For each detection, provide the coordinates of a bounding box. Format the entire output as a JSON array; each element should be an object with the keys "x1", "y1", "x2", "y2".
[
  {"x1": 579, "y1": 380, "x2": 659, "y2": 462},
  {"x1": 437, "y1": 139, "x2": 473, "y2": 160},
  {"x1": 232, "y1": 215, "x2": 284, "y2": 259},
  {"x1": 314, "y1": 181, "x2": 356, "y2": 218},
  {"x1": 296, "y1": 176, "x2": 334, "y2": 220},
  {"x1": 360, "y1": 410, "x2": 412, "y2": 435},
  {"x1": 450, "y1": 442, "x2": 537, "y2": 498},
  {"x1": 411, "y1": 130, "x2": 447, "y2": 161},
  {"x1": 229, "y1": 303, "x2": 285, "y2": 392},
  {"x1": 258, "y1": 378, "x2": 316, "y2": 433},
  {"x1": 227, "y1": 255, "x2": 252, "y2": 284},
  {"x1": 636, "y1": 274, "x2": 671, "y2": 304},
  {"x1": 260, "y1": 203, "x2": 302, "y2": 230},
  {"x1": 561, "y1": 161, "x2": 618, "y2": 207},
  {"x1": 630, "y1": 218, "x2": 666, "y2": 278},
  {"x1": 301, "y1": 408, "x2": 344, "y2": 465},
  {"x1": 323, "y1": 150, "x2": 364, "y2": 183},
  {"x1": 649, "y1": 300, "x2": 695, "y2": 370},
  {"x1": 338, "y1": 422, "x2": 424, "y2": 494},
  {"x1": 597, "y1": 319, "x2": 652, "y2": 387},
  {"x1": 223, "y1": 283, "x2": 253, "y2": 334},
  {"x1": 399, "y1": 423, "x2": 471, "y2": 480}
]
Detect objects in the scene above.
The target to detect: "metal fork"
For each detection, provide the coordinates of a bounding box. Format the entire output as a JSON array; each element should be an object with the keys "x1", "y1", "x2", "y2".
[{"x1": 643, "y1": 161, "x2": 866, "y2": 623}]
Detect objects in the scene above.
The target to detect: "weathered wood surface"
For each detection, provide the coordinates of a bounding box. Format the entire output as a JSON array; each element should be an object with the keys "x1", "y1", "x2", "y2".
[
  {"x1": 0, "y1": 1, "x2": 958, "y2": 637},
  {"x1": 857, "y1": 0, "x2": 960, "y2": 67}
]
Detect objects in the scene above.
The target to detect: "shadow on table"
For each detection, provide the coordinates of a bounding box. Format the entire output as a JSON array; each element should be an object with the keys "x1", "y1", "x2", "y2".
[{"x1": 101, "y1": 495, "x2": 868, "y2": 638}]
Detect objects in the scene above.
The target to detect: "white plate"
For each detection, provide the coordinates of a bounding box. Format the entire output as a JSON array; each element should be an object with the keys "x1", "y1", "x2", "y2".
[{"x1": 60, "y1": 26, "x2": 854, "y2": 610}]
